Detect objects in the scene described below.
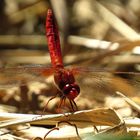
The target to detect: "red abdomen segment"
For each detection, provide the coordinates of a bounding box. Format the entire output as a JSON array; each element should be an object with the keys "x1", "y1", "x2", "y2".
[
  {"x1": 46, "y1": 9, "x2": 80, "y2": 101},
  {"x1": 46, "y1": 9, "x2": 63, "y2": 68}
]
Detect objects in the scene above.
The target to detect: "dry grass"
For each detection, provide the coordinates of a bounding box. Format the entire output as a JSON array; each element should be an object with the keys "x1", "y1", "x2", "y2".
[{"x1": 0, "y1": 0, "x2": 140, "y2": 139}]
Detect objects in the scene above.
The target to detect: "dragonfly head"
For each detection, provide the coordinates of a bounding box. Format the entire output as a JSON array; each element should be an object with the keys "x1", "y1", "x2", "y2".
[{"x1": 63, "y1": 83, "x2": 80, "y2": 100}]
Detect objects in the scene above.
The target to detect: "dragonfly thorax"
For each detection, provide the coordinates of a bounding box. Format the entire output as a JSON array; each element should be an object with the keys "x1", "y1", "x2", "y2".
[{"x1": 54, "y1": 69, "x2": 80, "y2": 100}]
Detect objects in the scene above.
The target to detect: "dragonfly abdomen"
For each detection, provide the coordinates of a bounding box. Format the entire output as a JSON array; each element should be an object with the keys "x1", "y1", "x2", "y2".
[{"x1": 46, "y1": 9, "x2": 63, "y2": 68}]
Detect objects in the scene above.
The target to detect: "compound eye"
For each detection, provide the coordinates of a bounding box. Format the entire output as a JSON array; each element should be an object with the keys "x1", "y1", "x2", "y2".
[
  {"x1": 63, "y1": 84, "x2": 80, "y2": 95},
  {"x1": 73, "y1": 84, "x2": 80, "y2": 93},
  {"x1": 63, "y1": 84, "x2": 72, "y2": 95}
]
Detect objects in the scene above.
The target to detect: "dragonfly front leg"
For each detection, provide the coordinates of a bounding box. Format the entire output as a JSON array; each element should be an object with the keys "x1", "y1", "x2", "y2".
[
  {"x1": 43, "y1": 94, "x2": 59, "y2": 113},
  {"x1": 69, "y1": 99, "x2": 78, "y2": 112}
]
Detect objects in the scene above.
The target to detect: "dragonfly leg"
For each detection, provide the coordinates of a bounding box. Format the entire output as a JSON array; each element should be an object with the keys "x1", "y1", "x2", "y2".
[
  {"x1": 43, "y1": 94, "x2": 59, "y2": 113},
  {"x1": 69, "y1": 100, "x2": 74, "y2": 112},
  {"x1": 72, "y1": 100, "x2": 78, "y2": 111},
  {"x1": 69, "y1": 99, "x2": 78, "y2": 112},
  {"x1": 43, "y1": 121, "x2": 81, "y2": 140},
  {"x1": 58, "y1": 96, "x2": 66, "y2": 108},
  {"x1": 32, "y1": 94, "x2": 59, "y2": 121},
  {"x1": 56, "y1": 96, "x2": 66, "y2": 113}
]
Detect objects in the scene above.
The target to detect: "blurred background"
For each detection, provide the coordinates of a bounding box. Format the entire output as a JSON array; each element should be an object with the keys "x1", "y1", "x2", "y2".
[
  {"x1": 1, "y1": 0, "x2": 140, "y2": 139},
  {"x1": 0, "y1": 0, "x2": 140, "y2": 66},
  {"x1": 0, "y1": 0, "x2": 140, "y2": 115}
]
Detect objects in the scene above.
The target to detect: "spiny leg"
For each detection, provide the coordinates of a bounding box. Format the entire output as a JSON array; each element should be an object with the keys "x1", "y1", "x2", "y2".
[
  {"x1": 56, "y1": 96, "x2": 66, "y2": 113},
  {"x1": 71, "y1": 100, "x2": 78, "y2": 111},
  {"x1": 69, "y1": 99, "x2": 78, "y2": 112},
  {"x1": 69, "y1": 99, "x2": 75, "y2": 112},
  {"x1": 58, "y1": 96, "x2": 66, "y2": 108},
  {"x1": 32, "y1": 94, "x2": 59, "y2": 121},
  {"x1": 59, "y1": 97, "x2": 73, "y2": 117},
  {"x1": 43, "y1": 94, "x2": 59, "y2": 114},
  {"x1": 32, "y1": 94, "x2": 58, "y2": 120}
]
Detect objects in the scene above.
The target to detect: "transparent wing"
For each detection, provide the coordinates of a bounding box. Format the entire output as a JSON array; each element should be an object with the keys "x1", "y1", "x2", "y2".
[
  {"x1": 71, "y1": 67, "x2": 140, "y2": 101},
  {"x1": 0, "y1": 65, "x2": 54, "y2": 88}
]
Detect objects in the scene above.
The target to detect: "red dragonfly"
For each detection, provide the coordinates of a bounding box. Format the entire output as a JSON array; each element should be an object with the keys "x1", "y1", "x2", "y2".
[{"x1": 0, "y1": 9, "x2": 140, "y2": 112}]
